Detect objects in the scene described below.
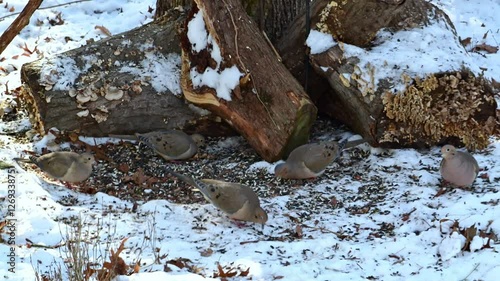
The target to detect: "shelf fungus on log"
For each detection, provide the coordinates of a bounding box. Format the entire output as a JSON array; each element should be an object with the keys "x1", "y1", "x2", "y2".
[
  {"x1": 179, "y1": 0, "x2": 317, "y2": 162},
  {"x1": 299, "y1": 0, "x2": 496, "y2": 150},
  {"x1": 19, "y1": 10, "x2": 235, "y2": 138}
]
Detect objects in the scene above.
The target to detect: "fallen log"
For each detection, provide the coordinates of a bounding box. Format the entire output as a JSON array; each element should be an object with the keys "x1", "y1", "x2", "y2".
[
  {"x1": 20, "y1": 10, "x2": 235, "y2": 137},
  {"x1": 179, "y1": 0, "x2": 317, "y2": 162},
  {"x1": 277, "y1": 0, "x2": 497, "y2": 149}
]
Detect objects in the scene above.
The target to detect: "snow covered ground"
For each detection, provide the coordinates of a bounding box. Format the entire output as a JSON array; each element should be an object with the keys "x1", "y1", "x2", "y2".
[{"x1": 1, "y1": 0, "x2": 500, "y2": 280}]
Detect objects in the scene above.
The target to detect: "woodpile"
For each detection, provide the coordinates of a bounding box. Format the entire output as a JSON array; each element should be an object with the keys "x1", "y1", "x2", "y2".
[{"x1": 18, "y1": 0, "x2": 497, "y2": 163}]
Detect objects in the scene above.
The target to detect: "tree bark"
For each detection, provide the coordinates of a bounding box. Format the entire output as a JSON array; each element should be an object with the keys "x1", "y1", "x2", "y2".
[
  {"x1": 20, "y1": 10, "x2": 235, "y2": 137},
  {"x1": 277, "y1": 0, "x2": 497, "y2": 150},
  {"x1": 154, "y1": 0, "x2": 190, "y2": 20},
  {"x1": 179, "y1": 0, "x2": 317, "y2": 162},
  {"x1": 155, "y1": 0, "x2": 306, "y2": 43}
]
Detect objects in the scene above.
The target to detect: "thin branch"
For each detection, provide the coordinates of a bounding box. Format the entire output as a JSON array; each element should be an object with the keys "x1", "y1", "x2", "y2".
[
  {"x1": 0, "y1": 0, "x2": 43, "y2": 56},
  {"x1": 0, "y1": 0, "x2": 92, "y2": 22}
]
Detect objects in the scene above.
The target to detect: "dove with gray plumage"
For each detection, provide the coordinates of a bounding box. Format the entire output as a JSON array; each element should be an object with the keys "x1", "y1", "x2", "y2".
[
  {"x1": 167, "y1": 170, "x2": 268, "y2": 225},
  {"x1": 136, "y1": 130, "x2": 205, "y2": 161},
  {"x1": 440, "y1": 144, "x2": 479, "y2": 187},
  {"x1": 15, "y1": 151, "x2": 95, "y2": 183},
  {"x1": 274, "y1": 138, "x2": 366, "y2": 179}
]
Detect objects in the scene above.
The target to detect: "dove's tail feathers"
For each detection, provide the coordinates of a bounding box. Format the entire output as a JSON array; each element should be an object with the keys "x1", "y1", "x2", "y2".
[
  {"x1": 13, "y1": 157, "x2": 32, "y2": 164},
  {"x1": 343, "y1": 138, "x2": 368, "y2": 150},
  {"x1": 12, "y1": 157, "x2": 34, "y2": 171},
  {"x1": 165, "y1": 170, "x2": 213, "y2": 200},
  {"x1": 28, "y1": 155, "x2": 39, "y2": 164},
  {"x1": 338, "y1": 139, "x2": 349, "y2": 151},
  {"x1": 166, "y1": 170, "x2": 199, "y2": 187},
  {"x1": 136, "y1": 135, "x2": 154, "y2": 149},
  {"x1": 108, "y1": 134, "x2": 138, "y2": 140}
]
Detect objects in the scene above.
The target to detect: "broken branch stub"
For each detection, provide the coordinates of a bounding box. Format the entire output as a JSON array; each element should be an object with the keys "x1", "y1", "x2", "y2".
[{"x1": 179, "y1": 0, "x2": 317, "y2": 162}]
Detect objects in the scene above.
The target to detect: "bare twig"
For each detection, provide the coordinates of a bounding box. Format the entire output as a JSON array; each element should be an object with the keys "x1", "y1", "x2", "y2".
[
  {"x1": 0, "y1": 0, "x2": 92, "y2": 22},
  {"x1": 0, "y1": 0, "x2": 43, "y2": 56},
  {"x1": 25, "y1": 238, "x2": 67, "y2": 249}
]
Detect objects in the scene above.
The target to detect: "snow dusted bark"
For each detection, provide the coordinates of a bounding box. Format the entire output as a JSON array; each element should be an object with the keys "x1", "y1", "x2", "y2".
[
  {"x1": 20, "y1": 11, "x2": 235, "y2": 137},
  {"x1": 179, "y1": 0, "x2": 317, "y2": 162}
]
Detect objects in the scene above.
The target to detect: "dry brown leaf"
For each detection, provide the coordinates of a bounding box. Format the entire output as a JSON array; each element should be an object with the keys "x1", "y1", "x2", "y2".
[
  {"x1": 213, "y1": 263, "x2": 250, "y2": 279},
  {"x1": 84, "y1": 263, "x2": 96, "y2": 280},
  {"x1": 103, "y1": 237, "x2": 129, "y2": 276},
  {"x1": 48, "y1": 13, "x2": 64, "y2": 26},
  {"x1": 401, "y1": 207, "x2": 416, "y2": 222},
  {"x1": 215, "y1": 263, "x2": 238, "y2": 278},
  {"x1": 95, "y1": 25, "x2": 112, "y2": 37},
  {"x1": 295, "y1": 224, "x2": 303, "y2": 239},
  {"x1": 472, "y1": 43, "x2": 499, "y2": 54},
  {"x1": 123, "y1": 168, "x2": 151, "y2": 185},
  {"x1": 68, "y1": 132, "x2": 79, "y2": 142},
  {"x1": 200, "y1": 248, "x2": 213, "y2": 257},
  {"x1": 166, "y1": 258, "x2": 194, "y2": 271},
  {"x1": 460, "y1": 37, "x2": 471, "y2": 47},
  {"x1": 330, "y1": 196, "x2": 339, "y2": 208},
  {"x1": 133, "y1": 260, "x2": 141, "y2": 273},
  {"x1": 240, "y1": 267, "x2": 250, "y2": 277},
  {"x1": 459, "y1": 224, "x2": 477, "y2": 251},
  {"x1": 117, "y1": 163, "x2": 130, "y2": 173}
]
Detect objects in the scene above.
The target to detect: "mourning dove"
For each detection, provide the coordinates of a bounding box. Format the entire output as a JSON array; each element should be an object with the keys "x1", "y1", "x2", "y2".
[
  {"x1": 167, "y1": 170, "x2": 268, "y2": 225},
  {"x1": 136, "y1": 130, "x2": 205, "y2": 161},
  {"x1": 440, "y1": 144, "x2": 479, "y2": 187},
  {"x1": 275, "y1": 138, "x2": 366, "y2": 179},
  {"x1": 15, "y1": 151, "x2": 95, "y2": 183}
]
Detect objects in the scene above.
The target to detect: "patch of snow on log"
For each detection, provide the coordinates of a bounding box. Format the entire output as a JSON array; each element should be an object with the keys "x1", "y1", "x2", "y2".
[
  {"x1": 306, "y1": 30, "x2": 336, "y2": 55},
  {"x1": 120, "y1": 52, "x2": 182, "y2": 95},
  {"x1": 307, "y1": 19, "x2": 482, "y2": 94},
  {"x1": 187, "y1": 11, "x2": 243, "y2": 101},
  {"x1": 39, "y1": 57, "x2": 80, "y2": 91}
]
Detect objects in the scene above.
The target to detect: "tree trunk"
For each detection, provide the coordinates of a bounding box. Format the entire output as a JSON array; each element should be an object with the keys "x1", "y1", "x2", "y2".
[
  {"x1": 20, "y1": 10, "x2": 235, "y2": 137},
  {"x1": 155, "y1": 0, "x2": 306, "y2": 43},
  {"x1": 179, "y1": 0, "x2": 317, "y2": 162},
  {"x1": 277, "y1": 0, "x2": 497, "y2": 150},
  {"x1": 154, "y1": 0, "x2": 190, "y2": 20}
]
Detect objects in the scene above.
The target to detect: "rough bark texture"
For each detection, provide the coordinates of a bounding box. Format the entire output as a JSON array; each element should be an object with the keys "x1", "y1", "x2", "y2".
[
  {"x1": 154, "y1": 0, "x2": 190, "y2": 20},
  {"x1": 155, "y1": 0, "x2": 306, "y2": 43},
  {"x1": 242, "y1": 0, "x2": 306, "y2": 43},
  {"x1": 20, "y1": 10, "x2": 235, "y2": 137},
  {"x1": 179, "y1": 0, "x2": 317, "y2": 162},
  {"x1": 277, "y1": 0, "x2": 497, "y2": 150},
  {"x1": 321, "y1": 0, "x2": 440, "y2": 47},
  {"x1": 276, "y1": 0, "x2": 331, "y2": 97}
]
